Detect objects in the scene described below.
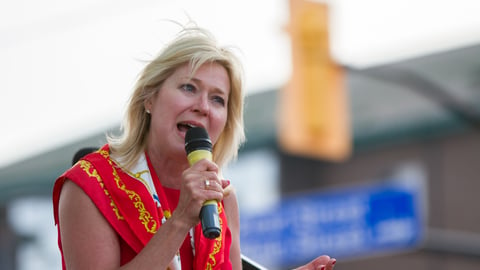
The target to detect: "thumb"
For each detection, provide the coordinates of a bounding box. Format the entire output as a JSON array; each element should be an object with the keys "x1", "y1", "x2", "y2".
[
  {"x1": 221, "y1": 180, "x2": 233, "y2": 197},
  {"x1": 221, "y1": 179, "x2": 231, "y2": 188}
]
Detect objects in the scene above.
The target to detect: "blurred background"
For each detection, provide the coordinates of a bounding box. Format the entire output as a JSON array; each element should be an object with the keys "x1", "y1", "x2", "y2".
[{"x1": 1, "y1": 0, "x2": 480, "y2": 269}]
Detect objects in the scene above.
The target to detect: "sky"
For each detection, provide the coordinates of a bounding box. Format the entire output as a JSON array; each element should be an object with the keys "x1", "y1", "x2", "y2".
[{"x1": 2, "y1": 0, "x2": 480, "y2": 169}]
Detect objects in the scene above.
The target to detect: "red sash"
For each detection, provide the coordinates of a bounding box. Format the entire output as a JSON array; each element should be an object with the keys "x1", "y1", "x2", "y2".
[{"x1": 53, "y1": 145, "x2": 231, "y2": 269}]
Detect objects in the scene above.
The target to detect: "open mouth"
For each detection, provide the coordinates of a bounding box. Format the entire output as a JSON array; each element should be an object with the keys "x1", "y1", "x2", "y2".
[{"x1": 177, "y1": 122, "x2": 197, "y2": 132}]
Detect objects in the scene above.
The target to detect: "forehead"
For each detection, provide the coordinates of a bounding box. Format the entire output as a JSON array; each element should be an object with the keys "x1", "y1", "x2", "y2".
[{"x1": 173, "y1": 62, "x2": 230, "y2": 88}]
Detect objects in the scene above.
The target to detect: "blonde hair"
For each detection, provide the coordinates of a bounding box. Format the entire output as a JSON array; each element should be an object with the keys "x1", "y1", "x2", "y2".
[{"x1": 107, "y1": 26, "x2": 245, "y2": 169}]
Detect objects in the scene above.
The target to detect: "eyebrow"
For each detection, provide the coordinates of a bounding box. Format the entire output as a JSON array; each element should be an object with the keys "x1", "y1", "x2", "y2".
[{"x1": 190, "y1": 77, "x2": 229, "y2": 96}]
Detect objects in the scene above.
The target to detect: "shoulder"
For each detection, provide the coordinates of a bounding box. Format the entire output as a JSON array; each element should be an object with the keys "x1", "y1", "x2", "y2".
[
  {"x1": 222, "y1": 185, "x2": 242, "y2": 269},
  {"x1": 58, "y1": 179, "x2": 122, "y2": 269},
  {"x1": 223, "y1": 185, "x2": 239, "y2": 221},
  {"x1": 223, "y1": 184, "x2": 240, "y2": 237}
]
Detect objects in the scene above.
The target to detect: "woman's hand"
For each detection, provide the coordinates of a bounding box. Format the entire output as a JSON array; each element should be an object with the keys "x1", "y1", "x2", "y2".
[
  {"x1": 174, "y1": 158, "x2": 225, "y2": 227},
  {"x1": 295, "y1": 255, "x2": 336, "y2": 270}
]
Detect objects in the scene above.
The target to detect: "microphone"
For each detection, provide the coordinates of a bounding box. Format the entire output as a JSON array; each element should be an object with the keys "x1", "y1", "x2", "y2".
[{"x1": 185, "y1": 127, "x2": 221, "y2": 239}]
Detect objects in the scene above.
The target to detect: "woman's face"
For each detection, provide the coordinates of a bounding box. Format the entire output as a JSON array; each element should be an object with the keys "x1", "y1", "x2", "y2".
[{"x1": 145, "y1": 62, "x2": 230, "y2": 157}]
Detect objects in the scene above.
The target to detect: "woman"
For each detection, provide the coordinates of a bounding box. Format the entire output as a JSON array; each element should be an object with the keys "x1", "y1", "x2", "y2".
[{"x1": 53, "y1": 26, "x2": 336, "y2": 270}]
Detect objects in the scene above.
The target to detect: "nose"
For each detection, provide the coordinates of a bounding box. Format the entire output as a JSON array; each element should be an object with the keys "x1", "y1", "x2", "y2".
[{"x1": 192, "y1": 94, "x2": 209, "y2": 115}]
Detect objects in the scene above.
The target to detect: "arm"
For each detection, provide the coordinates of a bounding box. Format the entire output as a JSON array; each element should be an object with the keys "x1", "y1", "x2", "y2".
[
  {"x1": 58, "y1": 180, "x2": 192, "y2": 270},
  {"x1": 294, "y1": 255, "x2": 336, "y2": 270},
  {"x1": 220, "y1": 182, "x2": 336, "y2": 270},
  {"x1": 222, "y1": 183, "x2": 242, "y2": 270},
  {"x1": 59, "y1": 158, "x2": 226, "y2": 270}
]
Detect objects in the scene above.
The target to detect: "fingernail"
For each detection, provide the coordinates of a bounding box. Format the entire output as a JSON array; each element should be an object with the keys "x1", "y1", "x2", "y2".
[
  {"x1": 332, "y1": 259, "x2": 336, "y2": 265},
  {"x1": 224, "y1": 179, "x2": 231, "y2": 186},
  {"x1": 319, "y1": 265, "x2": 325, "y2": 270}
]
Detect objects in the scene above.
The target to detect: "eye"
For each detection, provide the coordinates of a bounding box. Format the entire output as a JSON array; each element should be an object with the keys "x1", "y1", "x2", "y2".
[
  {"x1": 212, "y1": 95, "x2": 225, "y2": 106},
  {"x1": 181, "y1": 83, "x2": 196, "y2": 93}
]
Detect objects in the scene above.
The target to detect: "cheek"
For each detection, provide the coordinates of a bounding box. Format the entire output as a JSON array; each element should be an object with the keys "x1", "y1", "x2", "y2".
[{"x1": 210, "y1": 113, "x2": 228, "y2": 144}]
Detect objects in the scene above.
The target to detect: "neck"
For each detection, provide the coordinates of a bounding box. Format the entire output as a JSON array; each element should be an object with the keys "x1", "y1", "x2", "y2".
[{"x1": 146, "y1": 147, "x2": 189, "y2": 190}]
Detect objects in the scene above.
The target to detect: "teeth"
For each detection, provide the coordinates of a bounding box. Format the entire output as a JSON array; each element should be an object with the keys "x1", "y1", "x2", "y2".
[{"x1": 177, "y1": 123, "x2": 198, "y2": 131}]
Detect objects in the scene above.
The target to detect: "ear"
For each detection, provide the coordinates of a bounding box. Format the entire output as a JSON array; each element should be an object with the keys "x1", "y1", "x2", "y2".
[{"x1": 144, "y1": 98, "x2": 153, "y2": 113}]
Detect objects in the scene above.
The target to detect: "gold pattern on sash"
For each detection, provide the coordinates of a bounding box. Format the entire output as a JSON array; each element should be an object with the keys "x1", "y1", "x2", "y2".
[
  {"x1": 79, "y1": 160, "x2": 124, "y2": 220},
  {"x1": 206, "y1": 203, "x2": 223, "y2": 270},
  {"x1": 123, "y1": 165, "x2": 172, "y2": 222},
  {"x1": 99, "y1": 149, "x2": 158, "y2": 234}
]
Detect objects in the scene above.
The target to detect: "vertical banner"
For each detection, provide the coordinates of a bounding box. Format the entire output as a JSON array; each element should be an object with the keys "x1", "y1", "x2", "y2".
[{"x1": 278, "y1": 0, "x2": 351, "y2": 161}]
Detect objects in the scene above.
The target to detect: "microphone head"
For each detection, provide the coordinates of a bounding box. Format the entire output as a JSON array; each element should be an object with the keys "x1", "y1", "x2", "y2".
[{"x1": 185, "y1": 127, "x2": 212, "y2": 154}]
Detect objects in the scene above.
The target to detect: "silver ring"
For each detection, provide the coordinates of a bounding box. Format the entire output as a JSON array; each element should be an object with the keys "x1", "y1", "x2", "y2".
[{"x1": 204, "y1": 179, "x2": 210, "y2": 188}]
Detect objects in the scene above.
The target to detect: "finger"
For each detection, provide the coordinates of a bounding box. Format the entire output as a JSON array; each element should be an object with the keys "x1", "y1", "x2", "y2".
[
  {"x1": 311, "y1": 255, "x2": 330, "y2": 266},
  {"x1": 203, "y1": 179, "x2": 218, "y2": 190},
  {"x1": 203, "y1": 187, "x2": 224, "y2": 202},
  {"x1": 200, "y1": 179, "x2": 224, "y2": 200},
  {"x1": 221, "y1": 179, "x2": 231, "y2": 188},
  {"x1": 203, "y1": 171, "x2": 222, "y2": 184},
  {"x1": 325, "y1": 258, "x2": 336, "y2": 270},
  {"x1": 223, "y1": 184, "x2": 233, "y2": 197},
  {"x1": 202, "y1": 177, "x2": 222, "y2": 191},
  {"x1": 191, "y1": 158, "x2": 219, "y2": 173},
  {"x1": 221, "y1": 180, "x2": 234, "y2": 197}
]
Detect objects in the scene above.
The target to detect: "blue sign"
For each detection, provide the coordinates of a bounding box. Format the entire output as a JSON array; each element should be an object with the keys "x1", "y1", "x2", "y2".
[{"x1": 240, "y1": 180, "x2": 425, "y2": 269}]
